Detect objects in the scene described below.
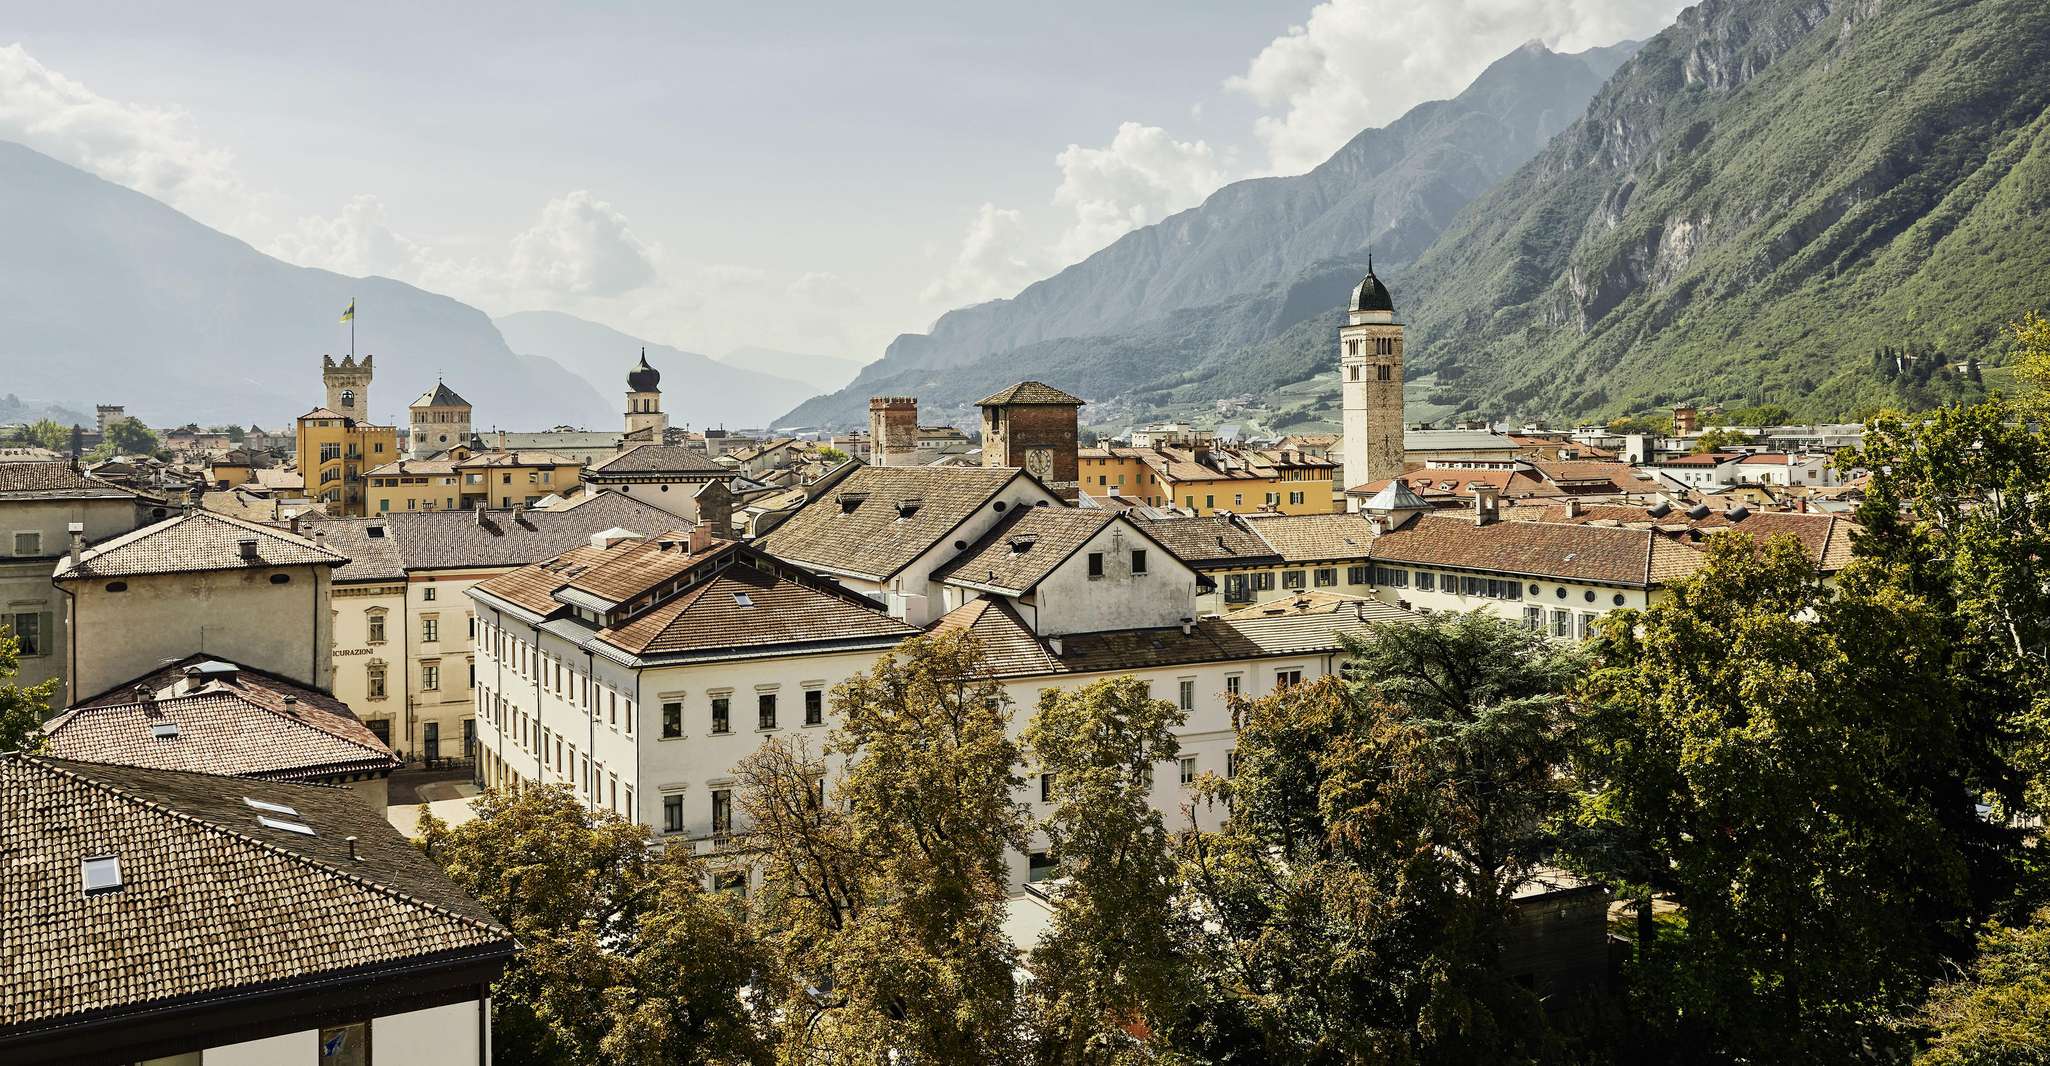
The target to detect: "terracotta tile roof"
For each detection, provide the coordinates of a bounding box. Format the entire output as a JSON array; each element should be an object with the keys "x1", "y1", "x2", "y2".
[
  {"x1": 1240, "y1": 513, "x2": 1376, "y2": 562},
  {"x1": 411, "y1": 382, "x2": 471, "y2": 408},
  {"x1": 0, "y1": 462, "x2": 134, "y2": 500},
  {"x1": 1368, "y1": 514, "x2": 1707, "y2": 587},
  {"x1": 1132, "y1": 515, "x2": 1282, "y2": 568},
  {"x1": 1500, "y1": 502, "x2": 1859, "y2": 573},
  {"x1": 562, "y1": 536, "x2": 734, "y2": 603},
  {"x1": 296, "y1": 515, "x2": 408, "y2": 583},
  {"x1": 1, "y1": 757, "x2": 509, "y2": 1035},
  {"x1": 53, "y1": 511, "x2": 345, "y2": 580},
  {"x1": 53, "y1": 656, "x2": 398, "y2": 782},
  {"x1": 977, "y1": 381, "x2": 1085, "y2": 406},
  {"x1": 1525, "y1": 460, "x2": 1664, "y2": 492},
  {"x1": 364, "y1": 458, "x2": 459, "y2": 477},
  {"x1": 1651, "y1": 452, "x2": 1737, "y2": 466},
  {"x1": 472, "y1": 545, "x2": 612, "y2": 615},
  {"x1": 600, "y1": 563, "x2": 919, "y2": 658},
  {"x1": 587, "y1": 444, "x2": 726, "y2": 476},
  {"x1": 929, "y1": 595, "x2": 1413, "y2": 679},
  {"x1": 455, "y1": 450, "x2": 580, "y2": 469},
  {"x1": 755, "y1": 466, "x2": 1029, "y2": 580},
  {"x1": 935, "y1": 507, "x2": 1117, "y2": 594},
  {"x1": 1348, "y1": 468, "x2": 1558, "y2": 499}
]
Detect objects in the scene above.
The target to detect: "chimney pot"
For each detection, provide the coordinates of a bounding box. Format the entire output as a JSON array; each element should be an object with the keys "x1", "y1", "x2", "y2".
[{"x1": 345, "y1": 835, "x2": 360, "y2": 861}]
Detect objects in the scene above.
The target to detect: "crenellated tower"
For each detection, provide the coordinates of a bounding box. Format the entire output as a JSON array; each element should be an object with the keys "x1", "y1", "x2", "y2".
[{"x1": 322, "y1": 354, "x2": 373, "y2": 419}]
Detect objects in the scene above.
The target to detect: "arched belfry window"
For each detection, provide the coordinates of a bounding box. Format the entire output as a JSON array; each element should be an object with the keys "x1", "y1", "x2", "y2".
[{"x1": 341, "y1": 388, "x2": 356, "y2": 408}]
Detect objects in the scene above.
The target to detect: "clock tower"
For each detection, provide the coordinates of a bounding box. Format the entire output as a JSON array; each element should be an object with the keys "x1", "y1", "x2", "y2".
[{"x1": 977, "y1": 381, "x2": 1085, "y2": 501}]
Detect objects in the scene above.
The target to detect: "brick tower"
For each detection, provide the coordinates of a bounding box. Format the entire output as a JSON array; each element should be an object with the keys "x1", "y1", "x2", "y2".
[
  {"x1": 868, "y1": 397, "x2": 918, "y2": 467},
  {"x1": 977, "y1": 381, "x2": 1084, "y2": 500}
]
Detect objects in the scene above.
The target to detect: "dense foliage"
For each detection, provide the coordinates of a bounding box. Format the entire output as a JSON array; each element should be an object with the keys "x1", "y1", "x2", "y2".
[{"x1": 0, "y1": 627, "x2": 56, "y2": 753}]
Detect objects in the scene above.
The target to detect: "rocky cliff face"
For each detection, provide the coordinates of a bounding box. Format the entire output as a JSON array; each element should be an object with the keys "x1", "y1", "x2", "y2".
[
  {"x1": 780, "y1": 40, "x2": 1639, "y2": 428},
  {"x1": 1389, "y1": 0, "x2": 2050, "y2": 419}
]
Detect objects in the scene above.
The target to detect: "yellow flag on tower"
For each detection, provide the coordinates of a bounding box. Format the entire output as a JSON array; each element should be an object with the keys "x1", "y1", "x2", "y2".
[{"x1": 339, "y1": 299, "x2": 355, "y2": 323}]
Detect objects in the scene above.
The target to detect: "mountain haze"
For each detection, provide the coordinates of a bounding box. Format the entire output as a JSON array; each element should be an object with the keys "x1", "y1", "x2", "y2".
[
  {"x1": 0, "y1": 141, "x2": 611, "y2": 430},
  {"x1": 718, "y1": 346, "x2": 865, "y2": 391},
  {"x1": 781, "y1": 39, "x2": 1640, "y2": 428},
  {"x1": 493, "y1": 311, "x2": 820, "y2": 430}
]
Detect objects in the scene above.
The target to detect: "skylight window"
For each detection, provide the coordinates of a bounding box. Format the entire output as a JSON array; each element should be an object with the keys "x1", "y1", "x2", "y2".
[
  {"x1": 150, "y1": 722, "x2": 180, "y2": 739},
  {"x1": 244, "y1": 797, "x2": 300, "y2": 817},
  {"x1": 732, "y1": 591, "x2": 755, "y2": 608},
  {"x1": 256, "y1": 815, "x2": 317, "y2": 836},
  {"x1": 81, "y1": 855, "x2": 122, "y2": 895}
]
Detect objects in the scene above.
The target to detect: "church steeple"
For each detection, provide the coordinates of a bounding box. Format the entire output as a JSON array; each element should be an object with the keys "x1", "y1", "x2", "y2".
[{"x1": 1338, "y1": 262, "x2": 1404, "y2": 507}]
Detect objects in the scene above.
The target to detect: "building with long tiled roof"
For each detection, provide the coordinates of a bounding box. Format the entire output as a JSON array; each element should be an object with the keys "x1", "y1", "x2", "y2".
[
  {"x1": 0, "y1": 461, "x2": 151, "y2": 702},
  {"x1": 0, "y1": 756, "x2": 511, "y2": 1065}
]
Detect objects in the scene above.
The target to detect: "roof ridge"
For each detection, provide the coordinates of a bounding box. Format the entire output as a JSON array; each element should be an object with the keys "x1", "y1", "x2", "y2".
[{"x1": 25, "y1": 757, "x2": 506, "y2": 939}]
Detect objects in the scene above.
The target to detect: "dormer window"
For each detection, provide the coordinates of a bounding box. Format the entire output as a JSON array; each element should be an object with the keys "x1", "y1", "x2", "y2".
[
  {"x1": 837, "y1": 492, "x2": 868, "y2": 514},
  {"x1": 895, "y1": 497, "x2": 923, "y2": 518},
  {"x1": 1008, "y1": 534, "x2": 1038, "y2": 554}
]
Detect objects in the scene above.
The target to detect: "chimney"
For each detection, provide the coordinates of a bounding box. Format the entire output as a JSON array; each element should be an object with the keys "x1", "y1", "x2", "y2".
[
  {"x1": 475, "y1": 503, "x2": 486, "y2": 526},
  {"x1": 236, "y1": 537, "x2": 259, "y2": 561},
  {"x1": 288, "y1": 513, "x2": 302, "y2": 534},
  {"x1": 693, "y1": 479, "x2": 735, "y2": 539},
  {"x1": 688, "y1": 521, "x2": 718, "y2": 555},
  {"x1": 1048, "y1": 636, "x2": 1064, "y2": 656},
  {"x1": 1562, "y1": 496, "x2": 1583, "y2": 519},
  {"x1": 1471, "y1": 483, "x2": 1500, "y2": 526},
  {"x1": 312, "y1": 530, "x2": 326, "y2": 553},
  {"x1": 134, "y1": 683, "x2": 155, "y2": 709},
  {"x1": 1367, "y1": 513, "x2": 1389, "y2": 536},
  {"x1": 67, "y1": 522, "x2": 85, "y2": 568},
  {"x1": 283, "y1": 694, "x2": 297, "y2": 710},
  {"x1": 1180, "y1": 618, "x2": 1193, "y2": 636},
  {"x1": 345, "y1": 835, "x2": 360, "y2": 861}
]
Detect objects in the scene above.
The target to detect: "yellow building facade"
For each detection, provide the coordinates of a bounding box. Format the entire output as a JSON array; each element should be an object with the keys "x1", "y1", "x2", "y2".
[
  {"x1": 297, "y1": 411, "x2": 399, "y2": 516},
  {"x1": 1078, "y1": 444, "x2": 1336, "y2": 515},
  {"x1": 366, "y1": 450, "x2": 582, "y2": 514}
]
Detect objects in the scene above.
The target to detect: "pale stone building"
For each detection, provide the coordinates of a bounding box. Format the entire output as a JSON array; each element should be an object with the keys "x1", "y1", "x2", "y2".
[
  {"x1": 52, "y1": 510, "x2": 346, "y2": 706},
  {"x1": 0, "y1": 463, "x2": 143, "y2": 703},
  {"x1": 408, "y1": 380, "x2": 473, "y2": 458}
]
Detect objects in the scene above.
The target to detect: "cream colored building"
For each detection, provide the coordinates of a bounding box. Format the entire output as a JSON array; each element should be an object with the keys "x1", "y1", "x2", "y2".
[
  {"x1": 0, "y1": 463, "x2": 143, "y2": 704},
  {"x1": 408, "y1": 380, "x2": 473, "y2": 458},
  {"x1": 53, "y1": 510, "x2": 346, "y2": 705}
]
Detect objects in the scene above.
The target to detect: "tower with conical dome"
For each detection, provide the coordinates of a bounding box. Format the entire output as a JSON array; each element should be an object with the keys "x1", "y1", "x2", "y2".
[
  {"x1": 1339, "y1": 259, "x2": 1404, "y2": 507},
  {"x1": 625, "y1": 349, "x2": 667, "y2": 437}
]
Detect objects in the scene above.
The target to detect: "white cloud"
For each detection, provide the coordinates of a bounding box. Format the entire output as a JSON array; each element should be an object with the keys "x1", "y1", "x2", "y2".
[
  {"x1": 0, "y1": 42, "x2": 261, "y2": 229},
  {"x1": 1052, "y1": 122, "x2": 1226, "y2": 264},
  {"x1": 272, "y1": 194, "x2": 436, "y2": 281},
  {"x1": 1229, "y1": 0, "x2": 1684, "y2": 174},
  {"x1": 921, "y1": 203, "x2": 1056, "y2": 308},
  {"x1": 506, "y1": 190, "x2": 658, "y2": 298}
]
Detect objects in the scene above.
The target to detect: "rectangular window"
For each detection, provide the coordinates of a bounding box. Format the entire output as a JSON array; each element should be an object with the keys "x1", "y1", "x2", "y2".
[
  {"x1": 1179, "y1": 756, "x2": 1196, "y2": 785},
  {"x1": 1289, "y1": 491, "x2": 1305, "y2": 506},
  {"x1": 8, "y1": 612, "x2": 48, "y2": 657},
  {"x1": 1578, "y1": 612, "x2": 1596, "y2": 640},
  {"x1": 421, "y1": 662, "x2": 440, "y2": 690},
  {"x1": 12, "y1": 531, "x2": 40, "y2": 556},
  {"x1": 1281, "y1": 570, "x2": 1306, "y2": 590},
  {"x1": 1377, "y1": 364, "x2": 1392, "y2": 381},
  {"x1": 711, "y1": 789, "x2": 733, "y2": 836},
  {"x1": 1040, "y1": 773, "x2": 1054, "y2": 803},
  {"x1": 1252, "y1": 571, "x2": 1276, "y2": 592},
  {"x1": 367, "y1": 614, "x2": 385, "y2": 643},
  {"x1": 1178, "y1": 678, "x2": 1195, "y2": 711},
  {"x1": 1130, "y1": 549, "x2": 1147, "y2": 575},
  {"x1": 421, "y1": 616, "x2": 438, "y2": 643},
  {"x1": 662, "y1": 701, "x2": 682, "y2": 738},
  {"x1": 711, "y1": 696, "x2": 731, "y2": 734},
  {"x1": 1552, "y1": 609, "x2": 1571, "y2": 638},
  {"x1": 663, "y1": 794, "x2": 684, "y2": 833},
  {"x1": 758, "y1": 692, "x2": 777, "y2": 730},
  {"x1": 804, "y1": 689, "x2": 823, "y2": 726},
  {"x1": 1226, "y1": 751, "x2": 1238, "y2": 778},
  {"x1": 1347, "y1": 565, "x2": 1370, "y2": 585},
  {"x1": 1087, "y1": 552, "x2": 1104, "y2": 578},
  {"x1": 1204, "y1": 495, "x2": 1215, "y2": 509},
  {"x1": 1222, "y1": 574, "x2": 1252, "y2": 603},
  {"x1": 1416, "y1": 571, "x2": 1435, "y2": 591},
  {"x1": 1276, "y1": 669, "x2": 1302, "y2": 688},
  {"x1": 1225, "y1": 674, "x2": 1241, "y2": 695},
  {"x1": 366, "y1": 664, "x2": 386, "y2": 699},
  {"x1": 423, "y1": 586, "x2": 436, "y2": 602},
  {"x1": 1314, "y1": 567, "x2": 1338, "y2": 587},
  {"x1": 1524, "y1": 606, "x2": 1543, "y2": 631}
]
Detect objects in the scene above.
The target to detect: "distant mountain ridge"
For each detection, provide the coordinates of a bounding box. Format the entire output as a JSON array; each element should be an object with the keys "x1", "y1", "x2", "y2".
[
  {"x1": 718, "y1": 346, "x2": 865, "y2": 392},
  {"x1": 1386, "y1": 0, "x2": 2050, "y2": 420},
  {"x1": 492, "y1": 312, "x2": 819, "y2": 430},
  {"x1": 0, "y1": 140, "x2": 612, "y2": 429},
  {"x1": 780, "y1": 39, "x2": 1640, "y2": 428}
]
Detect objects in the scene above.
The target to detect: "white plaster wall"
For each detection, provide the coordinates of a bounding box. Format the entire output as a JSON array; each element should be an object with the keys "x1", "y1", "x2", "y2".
[
  {"x1": 372, "y1": 999, "x2": 482, "y2": 1066},
  {"x1": 1368, "y1": 565, "x2": 1654, "y2": 637},
  {"x1": 68, "y1": 565, "x2": 332, "y2": 701},
  {"x1": 205, "y1": 1030, "x2": 316, "y2": 1065},
  {"x1": 1030, "y1": 521, "x2": 1196, "y2": 635},
  {"x1": 894, "y1": 481, "x2": 1060, "y2": 625}
]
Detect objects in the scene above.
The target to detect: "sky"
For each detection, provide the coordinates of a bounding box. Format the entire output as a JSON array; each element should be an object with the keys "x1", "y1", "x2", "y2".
[{"x1": 0, "y1": 0, "x2": 1688, "y2": 365}]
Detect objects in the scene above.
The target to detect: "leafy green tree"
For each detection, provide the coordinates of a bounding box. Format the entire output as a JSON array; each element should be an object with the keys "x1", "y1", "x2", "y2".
[
  {"x1": 1176, "y1": 663, "x2": 1561, "y2": 1065},
  {"x1": 2009, "y1": 311, "x2": 2050, "y2": 408},
  {"x1": 14, "y1": 418, "x2": 68, "y2": 451},
  {"x1": 1691, "y1": 427, "x2": 1750, "y2": 453},
  {"x1": 1917, "y1": 910, "x2": 2050, "y2": 1065},
  {"x1": 0, "y1": 627, "x2": 57, "y2": 753},
  {"x1": 1022, "y1": 677, "x2": 1192, "y2": 1065},
  {"x1": 1572, "y1": 533, "x2": 1980, "y2": 1062},
  {"x1": 815, "y1": 445, "x2": 849, "y2": 463},
  {"x1": 419, "y1": 785, "x2": 769, "y2": 1066},
  {"x1": 740, "y1": 632, "x2": 1026, "y2": 1065},
  {"x1": 104, "y1": 418, "x2": 159, "y2": 456},
  {"x1": 1607, "y1": 414, "x2": 1672, "y2": 437}
]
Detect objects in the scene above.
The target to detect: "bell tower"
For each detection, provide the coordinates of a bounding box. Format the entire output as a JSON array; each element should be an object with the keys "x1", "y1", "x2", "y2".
[
  {"x1": 323, "y1": 354, "x2": 373, "y2": 419},
  {"x1": 1339, "y1": 259, "x2": 1404, "y2": 507},
  {"x1": 626, "y1": 349, "x2": 667, "y2": 437}
]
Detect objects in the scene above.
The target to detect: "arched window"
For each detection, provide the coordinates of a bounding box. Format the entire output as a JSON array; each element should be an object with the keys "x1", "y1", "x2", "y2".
[{"x1": 340, "y1": 388, "x2": 356, "y2": 409}]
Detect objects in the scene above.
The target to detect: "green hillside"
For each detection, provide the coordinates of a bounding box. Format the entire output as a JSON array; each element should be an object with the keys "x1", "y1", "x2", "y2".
[{"x1": 1391, "y1": 0, "x2": 2050, "y2": 422}]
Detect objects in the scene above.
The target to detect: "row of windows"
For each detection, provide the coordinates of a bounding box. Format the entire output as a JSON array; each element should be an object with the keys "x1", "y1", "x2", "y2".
[{"x1": 661, "y1": 689, "x2": 825, "y2": 737}]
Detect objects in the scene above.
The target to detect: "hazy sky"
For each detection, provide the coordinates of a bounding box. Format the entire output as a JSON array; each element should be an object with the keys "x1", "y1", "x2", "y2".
[{"x1": 1, "y1": 0, "x2": 1687, "y2": 363}]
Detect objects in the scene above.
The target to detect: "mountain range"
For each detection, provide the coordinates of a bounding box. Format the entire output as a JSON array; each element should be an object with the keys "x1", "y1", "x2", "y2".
[
  {"x1": 778, "y1": 38, "x2": 1641, "y2": 429},
  {"x1": 492, "y1": 311, "x2": 835, "y2": 430},
  {"x1": 0, "y1": 140, "x2": 615, "y2": 430},
  {"x1": 783, "y1": 0, "x2": 2050, "y2": 430}
]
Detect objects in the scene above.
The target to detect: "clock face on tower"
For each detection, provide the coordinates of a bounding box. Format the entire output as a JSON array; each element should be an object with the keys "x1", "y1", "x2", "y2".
[{"x1": 1024, "y1": 447, "x2": 1054, "y2": 479}]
